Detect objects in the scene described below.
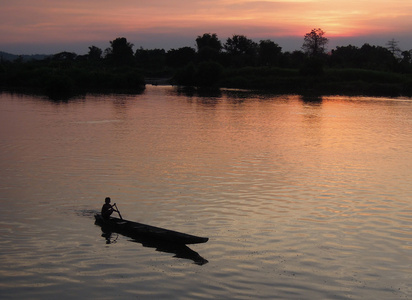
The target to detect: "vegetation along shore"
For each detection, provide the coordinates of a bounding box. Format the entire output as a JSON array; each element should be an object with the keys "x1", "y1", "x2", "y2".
[{"x1": 1, "y1": 29, "x2": 412, "y2": 99}]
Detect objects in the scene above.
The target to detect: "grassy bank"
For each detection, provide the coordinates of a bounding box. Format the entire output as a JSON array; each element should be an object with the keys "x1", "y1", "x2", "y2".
[
  {"x1": 2, "y1": 59, "x2": 411, "y2": 99},
  {"x1": 218, "y1": 67, "x2": 412, "y2": 97},
  {"x1": 0, "y1": 60, "x2": 145, "y2": 99}
]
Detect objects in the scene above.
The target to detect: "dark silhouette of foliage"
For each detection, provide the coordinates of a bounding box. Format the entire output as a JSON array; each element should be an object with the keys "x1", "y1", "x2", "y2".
[
  {"x1": 195, "y1": 61, "x2": 223, "y2": 87},
  {"x1": 172, "y1": 63, "x2": 196, "y2": 86},
  {"x1": 45, "y1": 73, "x2": 75, "y2": 99},
  {"x1": 358, "y1": 44, "x2": 396, "y2": 71},
  {"x1": 329, "y1": 45, "x2": 360, "y2": 68},
  {"x1": 88, "y1": 46, "x2": 102, "y2": 60},
  {"x1": 52, "y1": 51, "x2": 77, "y2": 61},
  {"x1": 1, "y1": 30, "x2": 412, "y2": 98},
  {"x1": 279, "y1": 50, "x2": 306, "y2": 68},
  {"x1": 172, "y1": 61, "x2": 223, "y2": 87},
  {"x1": 196, "y1": 33, "x2": 222, "y2": 52},
  {"x1": 302, "y1": 28, "x2": 328, "y2": 57},
  {"x1": 224, "y1": 35, "x2": 257, "y2": 56},
  {"x1": 224, "y1": 35, "x2": 258, "y2": 67},
  {"x1": 300, "y1": 57, "x2": 324, "y2": 76},
  {"x1": 386, "y1": 39, "x2": 401, "y2": 58},
  {"x1": 0, "y1": 37, "x2": 145, "y2": 99},
  {"x1": 258, "y1": 40, "x2": 282, "y2": 67},
  {"x1": 135, "y1": 48, "x2": 166, "y2": 71},
  {"x1": 330, "y1": 43, "x2": 397, "y2": 71},
  {"x1": 166, "y1": 47, "x2": 196, "y2": 68},
  {"x1": 106, "y1": 37, "x2": 135, "y2": 66},
  {"x1": 399, "y1": 50, "x2": 412, "y2": 73},
  {"x1": 196, "y1": 33, "x2": 222, "y2": 62}
]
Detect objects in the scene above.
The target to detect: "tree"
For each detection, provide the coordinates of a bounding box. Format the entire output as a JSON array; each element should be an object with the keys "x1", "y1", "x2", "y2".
[
  {"x1": 330, "y1": 45, "x2": 360, "y2": 68},
  {"x1": 224, "y1": 35, "x2": 258, "y2": 66},
  {"x1": 302, "y1": 28, "x2": 328, "y2": 57},
  {"x1": 401, "y1": 50, "x2": 412, "y2": 64},
  {"x1": 399, "y1": 50, "x2": 412, "y2": 72},
  {"x1": 196, "y1": 33, "x2": 222, "y2": 52},
  {"x1": 106, "y1": 37, "x2": 134, "y2": 66},
  {"x1": 258, "y1": 40, "x2": 282, "y2": 66},
  {"x1": 196, "y1": 33, "x2": 222, "y2": 62},
  {"x1": 135, "y1": 48, "x2": 166, "y2": 70},
  {"x1": 166, "y1": 47, "x2": 196, "y2": 68},
  {"x1": 386, "y1": 38, "x2": 401, "y2": 59},
  {"x1": 52, "y1": 51, "x2": 77, "y2": 61},
  {"x1": 88, "y1": 46, "x2": 102, "y2": 60},
  {"x1": 51, "y1": 51, "x2": 77, "y2": 69},
  {"x1": 224, "y1": 35, "x2": 257, "y2": 55},
  {"x1": 330, "y1": 43, "x2": 398, "y2": 71},
  {"x1": 358, "y1": 44, "x2": 396, "y2": 71}
]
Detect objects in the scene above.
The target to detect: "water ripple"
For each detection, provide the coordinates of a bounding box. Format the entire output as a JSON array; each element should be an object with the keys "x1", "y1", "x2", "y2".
[{"x1": 1, "y1": 88, "x2": 412, "y2": 299}]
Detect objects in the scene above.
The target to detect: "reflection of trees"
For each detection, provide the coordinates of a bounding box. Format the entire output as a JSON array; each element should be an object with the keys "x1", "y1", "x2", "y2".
[
  {"x1": 172, "y1": 86, "x2": 222, "y2": 99},
  {"x1": 300, "y1": 95, "x2": 323, "y2": 104}
]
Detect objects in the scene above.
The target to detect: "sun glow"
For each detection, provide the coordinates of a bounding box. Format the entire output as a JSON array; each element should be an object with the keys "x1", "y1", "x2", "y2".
[{"x1": 1, "y1": 0, "x2": 412, "y2": 53}]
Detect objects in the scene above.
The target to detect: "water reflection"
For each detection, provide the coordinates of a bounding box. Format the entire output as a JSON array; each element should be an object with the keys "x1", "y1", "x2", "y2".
[
  {"x1": 1, "y1": 87, "x2": 412, "y2": 299},
  {"x1": 299, "y1": 94, "x2": 323, "y2": 103},
  {"x1": 172, "y1": 86, "x2": 222, "y2": 98},
  {"x1": 97, "y1": 223, "x2": 208, "y2": 265}
]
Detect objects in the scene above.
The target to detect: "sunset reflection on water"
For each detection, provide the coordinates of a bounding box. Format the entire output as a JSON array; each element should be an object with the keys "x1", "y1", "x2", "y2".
[{"x1": 0, "y1": 87, "x2": 411, "y2": 299}]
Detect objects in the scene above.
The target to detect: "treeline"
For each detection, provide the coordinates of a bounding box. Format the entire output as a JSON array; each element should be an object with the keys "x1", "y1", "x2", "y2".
[
  {"x1": 0, "y1": 39, "x2": 146, "y2": 99},
  {"x1": 1, "y1": 31, "x2": 412, "y2": 98}
]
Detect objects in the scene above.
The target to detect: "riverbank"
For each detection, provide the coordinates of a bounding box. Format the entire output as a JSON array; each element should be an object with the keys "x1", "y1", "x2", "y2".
[
  {"x1": 219, "y1": 67, "x2": 412, "y2": 97},
  {"x1": 2, "y1": 63, "x2": 411, "y2": 99},
  {"x1": 176, "y1": 66, "x2": 410, "y2": 97}
]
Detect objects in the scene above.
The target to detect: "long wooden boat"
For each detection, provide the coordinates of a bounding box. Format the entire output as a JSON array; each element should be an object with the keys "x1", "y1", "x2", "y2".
[{"x1": 94, "y1": 214, "x2": 208, "y2": 245}]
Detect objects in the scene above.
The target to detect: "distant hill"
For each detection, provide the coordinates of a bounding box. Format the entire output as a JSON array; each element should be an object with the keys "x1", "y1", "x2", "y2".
[{"x1": 0, "y1": 51, "x2": 49, "y2": 61}]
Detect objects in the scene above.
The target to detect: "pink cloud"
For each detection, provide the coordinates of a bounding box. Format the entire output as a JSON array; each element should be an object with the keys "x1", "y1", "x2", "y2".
[{"x1": 1, "y1": 0, "x2": 412, "y2": 53}]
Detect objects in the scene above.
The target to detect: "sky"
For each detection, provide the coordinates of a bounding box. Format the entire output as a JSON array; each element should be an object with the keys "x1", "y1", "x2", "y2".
[{"x1": 1, "y1": 0, "x2": 412, "y2": 55}]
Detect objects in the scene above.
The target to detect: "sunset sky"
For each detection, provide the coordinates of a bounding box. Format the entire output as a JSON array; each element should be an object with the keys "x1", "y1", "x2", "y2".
[{"x1": 1, "y1": 0, "x2": 412, "y2": 55}]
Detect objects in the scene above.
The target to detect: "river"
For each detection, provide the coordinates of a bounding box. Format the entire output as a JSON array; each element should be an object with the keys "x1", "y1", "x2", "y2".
[{"x1": 0, "y1": 86, "x2": 411, "y2": 299}]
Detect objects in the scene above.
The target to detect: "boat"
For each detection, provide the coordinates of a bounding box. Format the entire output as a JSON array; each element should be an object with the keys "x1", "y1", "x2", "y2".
[{"x1": 94, "y1": 214, "x2": 209, "y2": 245}]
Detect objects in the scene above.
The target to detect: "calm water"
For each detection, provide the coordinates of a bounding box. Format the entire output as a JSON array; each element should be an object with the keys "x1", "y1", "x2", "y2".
[{"x1": 0, "y1": 86, "x2": 411, "y2": 299}]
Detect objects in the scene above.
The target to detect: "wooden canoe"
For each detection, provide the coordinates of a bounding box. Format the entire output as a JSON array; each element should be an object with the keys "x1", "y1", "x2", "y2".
[{"x1": 94, "y1": 214, "x2": 208, "y2": 245}]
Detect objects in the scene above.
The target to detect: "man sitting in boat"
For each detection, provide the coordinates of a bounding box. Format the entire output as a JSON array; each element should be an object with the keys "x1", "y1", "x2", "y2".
[{"x1": 101, "y1": 197, "x2": 118, "y2": 219}]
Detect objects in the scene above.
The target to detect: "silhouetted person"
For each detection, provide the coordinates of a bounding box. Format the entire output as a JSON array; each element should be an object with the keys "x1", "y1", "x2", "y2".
[{"x1": 101, "y1": 197, "x2": 118, "y2": 219}]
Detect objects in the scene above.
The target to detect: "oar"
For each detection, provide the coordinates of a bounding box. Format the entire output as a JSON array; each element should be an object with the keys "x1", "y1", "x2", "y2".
[{"x1": 113, "y1": 203, "x2": 123, "y2": 220}]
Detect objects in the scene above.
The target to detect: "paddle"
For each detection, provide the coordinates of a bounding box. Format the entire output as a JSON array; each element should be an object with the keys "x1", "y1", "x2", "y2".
[{"x1": 113, "y1": 203, "x2": 123, "y2": 220}]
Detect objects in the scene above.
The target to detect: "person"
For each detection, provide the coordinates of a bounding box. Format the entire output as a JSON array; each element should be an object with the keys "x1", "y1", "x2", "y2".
[{"x1": 101, "y1": 197, "x2": 118, "y2": 219}]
